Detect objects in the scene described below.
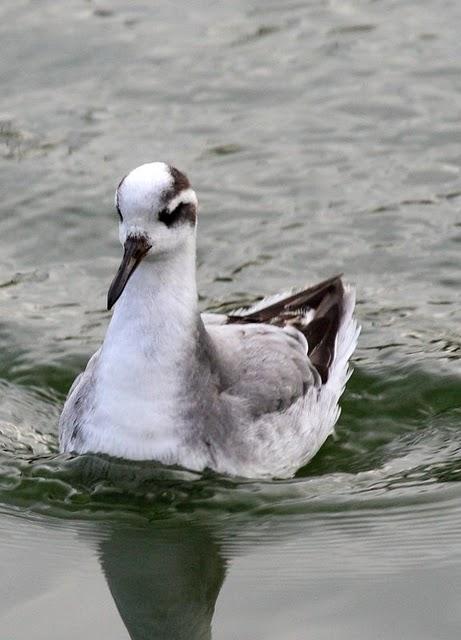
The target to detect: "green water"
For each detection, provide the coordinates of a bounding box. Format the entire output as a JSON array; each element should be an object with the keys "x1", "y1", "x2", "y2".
[{"x1": 1, "y1": 1, "x2": 461, "y2": 638}]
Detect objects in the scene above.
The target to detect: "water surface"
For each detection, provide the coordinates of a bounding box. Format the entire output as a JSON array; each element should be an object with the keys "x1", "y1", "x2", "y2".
[{"x1": 1, "y1": 0, "x2": 461, "y2": 638}]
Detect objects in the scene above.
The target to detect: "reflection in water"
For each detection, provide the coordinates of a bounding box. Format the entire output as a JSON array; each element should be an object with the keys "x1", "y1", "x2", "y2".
[
  {"x1": 1, "y1": 373, "x2": 461, "y2": 638},
  {"x1": 98, "y1": 522, "x2": 226, "y2": 640}
]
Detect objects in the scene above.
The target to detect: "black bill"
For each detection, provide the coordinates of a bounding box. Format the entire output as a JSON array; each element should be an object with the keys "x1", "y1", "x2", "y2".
[{"x1": 107, "y1": 235, "x2": 151, "y2": 310}]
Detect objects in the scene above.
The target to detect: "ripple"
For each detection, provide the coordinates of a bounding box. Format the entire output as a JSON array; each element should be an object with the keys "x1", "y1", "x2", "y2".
[
  {"x1": 2, "y1": 0, "x2": 461, "y2": 633},
  {"x1": 0, "y1": 362, "x2": 459, "y2": 526}
]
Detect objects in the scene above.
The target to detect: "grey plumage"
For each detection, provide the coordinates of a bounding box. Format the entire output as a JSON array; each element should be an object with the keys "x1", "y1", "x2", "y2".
[
  {"x1": 60, "y1": 275, "x2": 358, "y2": 478},
  {"x1": 59, "y1": 162, "x2": 359, "y2": 478}
]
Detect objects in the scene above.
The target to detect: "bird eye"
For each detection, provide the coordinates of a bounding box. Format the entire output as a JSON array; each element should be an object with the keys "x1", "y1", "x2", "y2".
[
  {"x1": 158, "y1": 203, "x2": 186, "y2": 227},
  {"x1": 158, "y1": 207, "x2": 170, "y2": 225},
  {"x1": 158, "y1": 201, "x2": 196, "y2": 228}
]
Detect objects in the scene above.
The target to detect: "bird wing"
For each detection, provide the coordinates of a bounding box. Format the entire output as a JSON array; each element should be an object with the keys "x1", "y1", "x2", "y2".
[
  {"x1": 202, "y1": 275, "x2": 347, "y2": 415},
  {"x1": 59, "y1": 349, "x2": 100, "y2": 452},
  {"x1": 205, "y1": 320, "x2": 318, "y2": 416}
]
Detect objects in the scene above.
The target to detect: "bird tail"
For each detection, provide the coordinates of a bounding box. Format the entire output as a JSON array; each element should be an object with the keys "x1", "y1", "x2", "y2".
[
  {"x1": 229, "y1": 275, "x2": 360, "y2": 386},
  {"x1": 324, "y1": 284, "x2": 360, "y2": 393}
]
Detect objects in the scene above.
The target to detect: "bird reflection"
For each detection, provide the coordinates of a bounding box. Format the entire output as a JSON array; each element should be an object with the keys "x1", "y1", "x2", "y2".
[{"x1": 97, "y1": 521, "x2": 226, "y2": 640}]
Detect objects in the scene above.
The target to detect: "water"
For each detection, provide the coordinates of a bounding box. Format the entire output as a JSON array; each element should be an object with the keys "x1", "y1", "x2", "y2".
[{"x1": 1, "y1": 0, "x2": 461, "y2": 637}]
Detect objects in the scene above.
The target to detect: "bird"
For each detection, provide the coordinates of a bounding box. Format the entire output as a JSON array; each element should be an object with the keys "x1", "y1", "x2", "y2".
[{"x1": 59, "y1": 162, "x2": 359, "y2": 479}]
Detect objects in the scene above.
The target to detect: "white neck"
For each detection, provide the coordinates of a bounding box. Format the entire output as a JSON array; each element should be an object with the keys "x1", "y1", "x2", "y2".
[
  {"x1": 104, "y1": 237, "x2": 198, "y2": 352},
  {"x1": 89, "y1": 237, "x2": 202, "y2": 461}
]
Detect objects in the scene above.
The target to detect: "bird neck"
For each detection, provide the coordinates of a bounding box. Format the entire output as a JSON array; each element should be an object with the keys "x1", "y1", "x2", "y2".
[
  {"x1": 103, "y1": 238, "x2": 199, "y2": 360},
  {"x1": 90, "y1": 237, "x2": 207, "y2": 464}
]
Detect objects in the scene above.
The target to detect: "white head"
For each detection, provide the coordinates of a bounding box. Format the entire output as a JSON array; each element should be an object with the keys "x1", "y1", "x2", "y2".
[{"x1": 107, "y1": 162, "x2": 198, "y2": 310}]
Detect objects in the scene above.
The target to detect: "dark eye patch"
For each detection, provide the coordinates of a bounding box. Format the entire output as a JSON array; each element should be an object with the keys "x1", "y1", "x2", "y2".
[{"x1": 158, "y1": 202, "x2": 196, "y2": 227}]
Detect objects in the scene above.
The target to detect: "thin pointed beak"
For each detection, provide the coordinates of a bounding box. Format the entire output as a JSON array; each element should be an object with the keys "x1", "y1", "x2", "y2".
[{"x1": 107, "y1": 235, "x2": 151, "y2": 310}]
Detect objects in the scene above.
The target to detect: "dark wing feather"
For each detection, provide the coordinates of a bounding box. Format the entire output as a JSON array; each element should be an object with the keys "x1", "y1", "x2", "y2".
[{"x1": 227, "y1": 275, "x2": 345, "y2": 384}]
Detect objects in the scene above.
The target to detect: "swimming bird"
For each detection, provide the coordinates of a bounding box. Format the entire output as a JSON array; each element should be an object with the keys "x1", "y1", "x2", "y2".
[{"x1": 59, "y1": 162, "x2": 359, "y2": 478}]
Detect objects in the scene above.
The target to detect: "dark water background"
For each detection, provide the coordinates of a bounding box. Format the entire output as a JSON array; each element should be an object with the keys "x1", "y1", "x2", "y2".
[{"x1": 1, "y1": 1, "x2": 461, "y2": 638}]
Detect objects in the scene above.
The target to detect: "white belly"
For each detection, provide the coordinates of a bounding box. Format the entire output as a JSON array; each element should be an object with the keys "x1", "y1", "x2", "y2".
[{"x1": 79, "y1": 346, "x2": 206, "y2": 469}]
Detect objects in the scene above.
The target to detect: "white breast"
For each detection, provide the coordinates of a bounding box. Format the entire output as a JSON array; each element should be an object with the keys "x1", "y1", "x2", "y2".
[{"x1": 76, "y1": 247, "x2": 208, "y2": 468}]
